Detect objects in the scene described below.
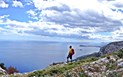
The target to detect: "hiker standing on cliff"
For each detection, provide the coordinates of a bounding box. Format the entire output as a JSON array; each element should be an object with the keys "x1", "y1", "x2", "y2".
[{"x1": 67, "y1": 46, "x2": 75, "y2": 62}]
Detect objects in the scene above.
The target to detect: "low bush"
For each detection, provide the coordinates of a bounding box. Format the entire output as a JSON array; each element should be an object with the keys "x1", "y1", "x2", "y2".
[
  {"x1": 113, "y1": 49, "x2": 123, "y2": 58},
  {"x1": 7, "y1": 66, "x2": 19, "y2": 74}
]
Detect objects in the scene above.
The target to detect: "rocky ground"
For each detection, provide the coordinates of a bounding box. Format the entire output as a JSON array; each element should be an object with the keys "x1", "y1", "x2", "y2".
[
  {"x1": 60, "y1": 54, "x2": 123, "y2": 77},
  {"x1": 83, "y1": 55, "x2": 123, "y2": 77},
  {"x1": 1, "y1": 50, "x2": 123, "y2": 77}
]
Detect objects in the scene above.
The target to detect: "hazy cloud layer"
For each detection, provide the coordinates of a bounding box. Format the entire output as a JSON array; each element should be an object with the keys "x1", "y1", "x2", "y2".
[{"x1": 0, "y1": 0, "x2": 123, "y2": 42}]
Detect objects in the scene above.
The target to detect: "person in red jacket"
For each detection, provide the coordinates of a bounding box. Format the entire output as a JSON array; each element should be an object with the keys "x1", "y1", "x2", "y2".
[{"x1": 67, "y1": 46, "x2": 75, "y2": 62}]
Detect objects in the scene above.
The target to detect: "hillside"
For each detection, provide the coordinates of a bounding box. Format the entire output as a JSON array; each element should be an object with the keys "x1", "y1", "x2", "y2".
[
  {"x1": 1, "y1": 49, "x2": 123, "y2": 77},
  {"x1": 76, "y1": 41, "x2": 123, "y2": 60},
  {"x1": 99, "y1": 41, "x2": 123, "y2": 55},
  {"x1": 1, "y1": 41, "x2": 123, "y2": 77}
]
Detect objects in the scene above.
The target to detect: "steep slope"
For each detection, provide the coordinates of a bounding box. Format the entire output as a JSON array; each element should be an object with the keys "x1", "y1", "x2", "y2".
[
  {"x1": 62, "y1": 53, "x2": 123, "y2": 77},
  {"x1": 76, "y1": 41, "x2": 123, "y2": 61},
  {"x1": 99, "y1": 41, "x2": 123, "y2": 55},
  {"x1": 5, "y1": 49, "x2": 123, "y2": 77},
  {"x1": 27, "y1": 49, "x2": 123, "y2": 77}
]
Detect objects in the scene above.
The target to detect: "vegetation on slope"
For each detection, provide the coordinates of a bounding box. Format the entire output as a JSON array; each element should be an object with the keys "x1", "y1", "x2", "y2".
[
  {"x1": 27, "y1": 49, "x2": 123, "y2": 77},
  {"x1": 2, "y1": 48, "x2": 123, "y2": 77},
  {"x1": 28, "y1": 57, "x2": 98, "y2": 77}
]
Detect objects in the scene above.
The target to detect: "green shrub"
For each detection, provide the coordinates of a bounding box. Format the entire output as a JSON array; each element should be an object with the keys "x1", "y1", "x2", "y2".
[
  {"x1": 107, "y1": 72, "x2": 122, "y2": 77},
  {"x1": 114, "y1": 49, "x2": 123, "y2": 58},
  {"x1": 28, "y1": 70, "x2": 44, "y2": 77},
  {"x1": 65, "y1": 72, "x2": 72, "y2": 77},
  {"x1": 79, "y1": 72, "x2": 87, "y2": 77},
  {"x1": 28, "y1": 55, "x2": 99, "y2": 77},
  {"x1": 106, "y1": 62, "x2": 117, "y2": 70},
  {"x1": 84, "y1": 57, "x2": 98, "y2": 62}
]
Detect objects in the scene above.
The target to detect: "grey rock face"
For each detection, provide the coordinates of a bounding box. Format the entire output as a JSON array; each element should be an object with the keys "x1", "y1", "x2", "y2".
[{"x1": 99, "y1": 41, "x2": 123, "y2": 55}]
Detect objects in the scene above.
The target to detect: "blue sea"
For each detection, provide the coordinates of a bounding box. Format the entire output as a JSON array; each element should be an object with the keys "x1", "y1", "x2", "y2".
[{"x1": 0, "y1": 41, "x2": 100, "y2": 73}]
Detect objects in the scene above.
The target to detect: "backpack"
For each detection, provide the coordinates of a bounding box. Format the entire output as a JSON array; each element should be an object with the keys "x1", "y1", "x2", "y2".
[{"x1": 72, "y1": 49, "x2": 75, "y2": 55}]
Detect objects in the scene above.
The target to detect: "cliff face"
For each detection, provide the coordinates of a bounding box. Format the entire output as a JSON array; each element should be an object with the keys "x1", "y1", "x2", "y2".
[
  {"x1": 76, "y1": 41, "x2": 123, "y2": 60},
  {"x1": 99, "y1": 41, "x2": 123, "y2": 55}
]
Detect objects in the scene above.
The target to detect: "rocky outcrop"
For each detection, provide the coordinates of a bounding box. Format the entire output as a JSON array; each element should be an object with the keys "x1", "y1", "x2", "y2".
[
  {"x1": 99, "y1": 41, "x2": 123, "y2": 55},
  {"x1": 61, "y1": 55, "x2": 123, "y2": 77},
  {"x1": 82, "y1": 55, "x2": 121, "y2": 77},
  {"x1": 0, "y1": 67, "x2": 6, "y2": 74},
  {"x1": 76, "y1": 41, "x2": 123, "y2": 61}
]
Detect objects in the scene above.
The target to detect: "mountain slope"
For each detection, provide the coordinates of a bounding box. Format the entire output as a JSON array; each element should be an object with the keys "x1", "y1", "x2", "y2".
[
  {"x1": 2, "y1": 41, "x2": 123, "y2": 77},
  {"x1": 4, "y1": 49, "x2": 123, "y2": 77},
  {"x1": 27, "y1": 49, "x2": 123, "y2": 77},
  {"x1": 99, "y1": 41, "x2": 123, "y2": 55}
]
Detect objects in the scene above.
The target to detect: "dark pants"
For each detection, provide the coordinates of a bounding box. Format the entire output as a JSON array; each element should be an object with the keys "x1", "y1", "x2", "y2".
[{"x1": 67, "y1": 54, "x2": 72, "y2": 62}]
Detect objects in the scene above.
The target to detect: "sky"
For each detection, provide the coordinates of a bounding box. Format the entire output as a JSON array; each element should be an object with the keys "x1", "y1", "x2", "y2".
[{"x1": 0, "y1": 0, "x2": 123, "y2": 43}]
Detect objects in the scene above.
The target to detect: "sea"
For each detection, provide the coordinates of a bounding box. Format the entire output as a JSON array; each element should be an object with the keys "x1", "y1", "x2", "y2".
[{"x1": 0, "y1": 41, "x2": 100, "y2": 73}]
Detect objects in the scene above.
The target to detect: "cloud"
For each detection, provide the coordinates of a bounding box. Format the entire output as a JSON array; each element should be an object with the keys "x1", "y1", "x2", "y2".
[
  {"x1": 111, "y1": 27, "x2": 123, "y2": 41},
  {"x1": 1, "y1": 0, "x2": 123, "y2": 42},
  {"x1": 0, "y1": 15, "x2": 9, "y2": 19},
  {"x1": 30, "y1": 0, "x2": 123, "y2": 41},
  {"x1": 0, "y1": 15, "x2": 83, "y2": 39},
  {"x1": 27, "y1": 10, "x2": 39, "y2": 20},
  {"x1": 111, "y1": 0, "x2": 123, "y2": 8},
  {"x1": 0, "y1": 0, "x2": 9, "y2": 8},
  {"x1": 12, "y1": 0, "x2": 23, "y2": 8},
  {"x1": 0, "y1": 15, "x2": 9, "y2": 23},
  {"x1": 33, "y1": 0, "x2": 123, "y2": 28}
]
